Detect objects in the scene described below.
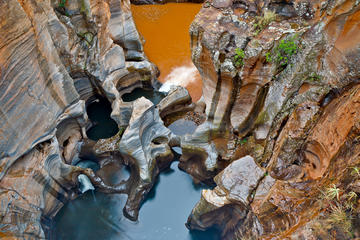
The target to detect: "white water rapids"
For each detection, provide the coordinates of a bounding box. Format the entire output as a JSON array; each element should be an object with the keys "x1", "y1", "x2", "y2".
[{"x1": 159, "y1": 64, "x2": 198, "y2": 92}]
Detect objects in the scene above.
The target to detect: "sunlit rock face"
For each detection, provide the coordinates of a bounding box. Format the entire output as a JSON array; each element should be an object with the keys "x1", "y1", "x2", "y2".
[
  {"x1": 0, "y1": 0, "x2": 157, "y2": 238},
  {"x1": 185, "y1": 0, "x2": 360, "y2": 238}
]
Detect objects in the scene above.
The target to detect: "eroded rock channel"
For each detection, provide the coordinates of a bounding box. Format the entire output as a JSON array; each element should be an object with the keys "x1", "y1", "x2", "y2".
[{"x1": 1, "y1": 0, "x2": 360, "y2": 239}]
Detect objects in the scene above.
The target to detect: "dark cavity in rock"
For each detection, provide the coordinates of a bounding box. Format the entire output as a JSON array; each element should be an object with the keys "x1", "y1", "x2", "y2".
[{"x1": 86, "y1": 95, "x2": 119, "y2": 141}]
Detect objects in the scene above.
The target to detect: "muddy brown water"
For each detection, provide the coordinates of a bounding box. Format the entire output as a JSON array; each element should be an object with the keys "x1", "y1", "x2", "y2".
[{"x1": 132, "y1": 3, "x2": 203, "y2": 101}]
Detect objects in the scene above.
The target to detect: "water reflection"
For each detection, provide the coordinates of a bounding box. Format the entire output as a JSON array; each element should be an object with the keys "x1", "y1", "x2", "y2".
[
  {"x1": 168, "y1": 119, "x2": 198, "y2": 155},
  {"x1": 168, "y1": 119, "x2": 197, "y2": 136},
  {"x1": 54, "y1": 115, "x2": 220, "y2": 239},
  {"x1": 122, "y1": 88, "x2": 166, "y2": 105},
  {"x1": 53, "y1": 162, "x2": 220, "y2": 240}
]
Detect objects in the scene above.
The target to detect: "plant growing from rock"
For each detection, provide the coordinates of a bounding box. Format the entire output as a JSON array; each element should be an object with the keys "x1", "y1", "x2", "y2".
[
  {"x1": 326, "y1": 203, "x2": 353, "y2": 235},
  {"x1": 234, "y1": 48, "x2": 245, "y2": 68},
  {"x1": 236, "y1": 137, "x2": 248, "y2": 145},
  {"x1": 78, "y1": 32, "x2": 94, "y2": 47},
  {"x1": 59, "y1": 0, "x2": 67, "y2": 8},
  {"x1": 345, "y1": 191, "x2": 357, "y2": 210},
  {"x1": 351, "y1": 166, "x2": 360, "y2": 177},
  {"x1": 56, "y1": 0, "x2": 70, "y2": 17},
  {"x1": 266, "y1": 35, "x2": 299, "y2": 67},
  {"x1": 315, "y1": 184, "x2": 358, "y2": 238},
  {"x1": 253, "y1": 10, "x2": 277, "y2": 36},
  {"x1": 308, "y1": 73, "x2": 321, "y2": 83},
  {"x1": 265, "y1": 52, "x2": 272, "y2": 63},
  {"x1": 325, "y1": 184, "x2": 341, "y2": 200}
]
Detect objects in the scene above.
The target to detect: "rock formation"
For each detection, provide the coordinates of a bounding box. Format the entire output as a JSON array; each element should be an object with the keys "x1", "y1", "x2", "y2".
[
  {"x1": 184, "y1": 0, "x2": 360, "y2": 239},
  {"x1": 131, "y1": 0, "x2": 203, "y2": 5},
  {"x1": 0, "y1": 0, "x2": 158, "y2": 238},
  {"x1": 158, "y1": 86, "x2": 195, "y2": 121},
  {"x1": 2, "y1": 0, "x2": 360, "y2": 239},
  {"x1": 92, "y1": 86, "x2": 192, "y2": 221}
]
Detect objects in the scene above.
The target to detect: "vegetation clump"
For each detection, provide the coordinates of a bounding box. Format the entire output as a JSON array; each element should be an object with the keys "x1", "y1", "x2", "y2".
[
  {"x1": 325, "y1": 184, "x2": 341, "y2": 200},
  {"x1": 59, "y1": 0, "x2": 67, "y2": 8},
  {"x1": 320, "y1": 188, "x2": 357, "y2": 237},
  {"x1": 351, "y1": 166, "x2": 360, "y2": 177},
  {"x1": 266, "y1": 34, "x2": 299, "y2": 67},
  {"x1": 78, "y1": 32, "x2": 94, "y2": 47},
  {"x1": 308, "y1": 73, "x2": 321, "y2": 83},
  {"x1": 233, "y1": 48, "x2": 245, "y2": 68},
  {"x1": 56, "y1": 0, "x2": 70, "y2": 17},
  {"x1": 253, "y1": 10, "x2": 277, "y2": 36},
  {"x1": 314, "y1": 167, "x2": 360, "y2": 238},
  {"x1": 326, "y1": 203, "x2": 353, "y2": 234},
  {"x1": 235, "y1": 137, "x2": 248, "y2": 145}
]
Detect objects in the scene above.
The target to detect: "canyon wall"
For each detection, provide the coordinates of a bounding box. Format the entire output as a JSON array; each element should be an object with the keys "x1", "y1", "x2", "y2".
[
  {"x1": 2, "y1": 0, "x2": 360, "y2": 239},
  {"x1": 0, "y1": 0, "x2": 157, "y2": 238},
  {"x1": 183, "y1": 0, "x2": 360, "y2": 239}
]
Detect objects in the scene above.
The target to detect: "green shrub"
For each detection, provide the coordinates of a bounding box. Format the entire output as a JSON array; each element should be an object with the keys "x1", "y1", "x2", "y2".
[
  {"x1": 308, "y1": 73, "x2": 321, "y2": 83},
  {"x1": 59, "y1": 0, "x2": 67, "y2": 8},
  {"x1": 265, "y1": 52, "x2": 272, "y2": 63},
  {"x1": 266, "y1": 35, "x2": 299, "y2": 67},
  {"x1": 234, "y1": 48, "x2": 245, "y2": 67},
  {"x1": 236, "y1": 137, "x2": 248, "y2": 145}
]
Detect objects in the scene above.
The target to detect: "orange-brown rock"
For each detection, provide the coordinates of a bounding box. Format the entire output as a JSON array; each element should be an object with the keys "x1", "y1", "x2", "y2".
[{"x1": 185, "y1": 0, "x2": 360, "y2": 239}]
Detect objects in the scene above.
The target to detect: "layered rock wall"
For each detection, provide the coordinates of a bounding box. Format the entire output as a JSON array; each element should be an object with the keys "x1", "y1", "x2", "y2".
[
  {"x1": 0, "y1": 0, "x2": 156, "y2": 238},
  {"x1": 185, "y1": 0, "x2": 360, "y2": 239}
]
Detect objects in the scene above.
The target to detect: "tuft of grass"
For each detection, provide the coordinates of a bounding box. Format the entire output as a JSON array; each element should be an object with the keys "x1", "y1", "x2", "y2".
[
  {"x1": 327, "y1": 203, "x2": 353, "y2": 235},
  {"x1": 234, "y1": 48, "x2": 245, "y2": 68},
  {"x1": 351, "y1": 166, "x2": 360, "y2": 177},
  {"x1": 325, "y1": 184, "x2": 341, "y2": 201},
  {"x1": 316, "y1": 184, "x2": 358, "y2": 238},
  {"x1": 345, "y1": 191, "x2": 358, "y2": 210},
  {"x1": 253, "y1": 10, "x2": 277, "y2": 36},
  {"x1": 347, "y1": 191, "x2": 357, "y2": 201}
]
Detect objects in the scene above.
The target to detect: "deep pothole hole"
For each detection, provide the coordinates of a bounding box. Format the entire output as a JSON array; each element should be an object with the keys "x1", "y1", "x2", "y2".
[{"x1": 86, "y1": 95, "x2": 119, "y2": 141}]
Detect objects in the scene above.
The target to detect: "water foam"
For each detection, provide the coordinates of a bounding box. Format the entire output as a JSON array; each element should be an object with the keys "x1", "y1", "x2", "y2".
[{"x1": 159, "y1": 64, "x2": 198, "y2": 92}]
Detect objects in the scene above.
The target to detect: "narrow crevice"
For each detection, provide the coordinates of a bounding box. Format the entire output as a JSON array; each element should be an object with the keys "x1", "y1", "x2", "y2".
[
  {"x1": 219, "y1": 74, "x2": 241, "y2": 134},
  {"x1": 207, "y1": 69, "x2": 223, "y2": 128},
  {"x1": 237, "y1": 83, "x2": 269, "y2": 137}
]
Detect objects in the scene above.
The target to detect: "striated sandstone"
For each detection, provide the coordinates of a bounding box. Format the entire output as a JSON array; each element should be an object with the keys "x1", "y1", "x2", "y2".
[
  {"x1": 92, "y1": 87, "x2": 193, "y2": 221},
  {"x1": 0, "y1": 0, "x2": 158, "y2": 238},
  {"x1": 185, "y1": 0, "x2": 360, "y2": 239},
  {"x1": 118, "y1": 97, "x2": 177, "y2": 220}
]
